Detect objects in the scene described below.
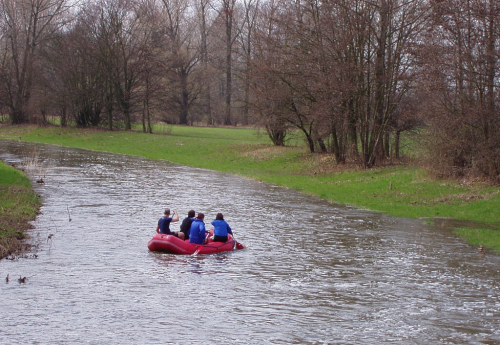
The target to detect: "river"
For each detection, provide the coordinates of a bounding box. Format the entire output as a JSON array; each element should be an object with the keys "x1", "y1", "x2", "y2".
[{"x1": 1, "y1": 140, "x2": 499, "y2": 344}]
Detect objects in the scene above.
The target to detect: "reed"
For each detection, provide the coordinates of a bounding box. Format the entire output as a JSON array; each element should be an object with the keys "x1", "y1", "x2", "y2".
[{"x1": 21, "y1": 148, "x2": 54, "y2": 183}]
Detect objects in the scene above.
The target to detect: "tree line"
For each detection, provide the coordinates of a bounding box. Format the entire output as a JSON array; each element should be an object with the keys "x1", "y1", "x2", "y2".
[{"x1": 0, "y1": 0, "x2": 498, "y2": 181}]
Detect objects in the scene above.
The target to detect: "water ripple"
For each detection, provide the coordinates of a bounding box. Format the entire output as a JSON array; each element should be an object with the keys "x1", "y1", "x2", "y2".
[{"x1": 1, "y1": 140, "x2": 500, "y2": 344}]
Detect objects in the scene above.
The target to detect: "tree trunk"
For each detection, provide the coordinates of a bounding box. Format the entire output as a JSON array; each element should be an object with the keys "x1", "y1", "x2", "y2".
[
  {"x1": 384, "y1": 130, "x2": 390, "y2": 157},
  {"x1": 224, "y1": 1, "x2": 233, "y2": 126},
  {"x1": 123, "y1": 102, "x2": 131, "y2": 130},
  {"x1": 314, "y1": 128, "x2": 327, "y2": 153},
  {"x1": 179, "y1": 70, "x2": 189, "y2": 124},
  {"x1": 370, "y1": 0, "x2": 390, "y2": 167},
  {"x1": 331, "y1": 126, "x2": 345, "y2": 164},
  {"x1": 485, "y1": 0, "x2": 497, "y2": 178},
  {"x1": 394, "y1": 129, "x2": 400, "y2": 159},
  {"x1": 60, "y1": 106, "x2": 67, "y2": 127}
]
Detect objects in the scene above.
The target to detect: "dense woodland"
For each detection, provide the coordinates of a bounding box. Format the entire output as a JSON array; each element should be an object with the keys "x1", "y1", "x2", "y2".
[{"x1": 0, "y1": 0, "x2": 498, "y2": 181}]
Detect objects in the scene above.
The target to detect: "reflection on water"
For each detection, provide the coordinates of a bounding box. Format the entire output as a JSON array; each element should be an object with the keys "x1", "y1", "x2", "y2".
[{"x1": 1, "y1": 140, "x2": 500, "y2": 344}]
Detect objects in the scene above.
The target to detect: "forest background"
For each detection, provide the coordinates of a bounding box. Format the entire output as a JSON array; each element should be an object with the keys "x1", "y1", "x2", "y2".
[
  {"x1": 0, "y1": 0, "x2": 498, "y2": 179},
  {"x1": 0, "y1": 0, "x2": 499, "y2": 255}
]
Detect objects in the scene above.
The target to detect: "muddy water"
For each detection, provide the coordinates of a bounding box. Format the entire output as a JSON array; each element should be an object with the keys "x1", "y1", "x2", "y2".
[{"x1": 1, "y1": 140, "x2": 499, "y2": 344}]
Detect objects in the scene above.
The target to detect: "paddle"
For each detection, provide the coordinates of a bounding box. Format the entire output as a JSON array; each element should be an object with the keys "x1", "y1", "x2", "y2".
[{"x1": 231, "y1": 231, "x2": 237, "y2": 250}]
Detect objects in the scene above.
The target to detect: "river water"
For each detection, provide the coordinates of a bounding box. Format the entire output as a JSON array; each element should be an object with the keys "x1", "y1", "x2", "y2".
[{"x1": 1, "y1": 140, "x2": 499, "y2": 344}]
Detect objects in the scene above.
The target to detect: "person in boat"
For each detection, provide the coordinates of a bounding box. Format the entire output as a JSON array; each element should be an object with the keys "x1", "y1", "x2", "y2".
[
  {"x1": 179, "y1": 209, "x2": 195, "y2": 241},
  {"x1": 188, "y1": 213, "x2": 207, "y2": 245},
  {"x1": 156, "y1": 209, "x2": 184, "y2": 239},
  {"x1": 211, "y1": 213, "x2": 233, "y2": 243}
]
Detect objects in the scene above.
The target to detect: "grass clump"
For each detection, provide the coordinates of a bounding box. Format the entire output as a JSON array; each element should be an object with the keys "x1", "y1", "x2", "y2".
[{"x1": 0, "y1": 160, "x2": 41, "y2": 259}]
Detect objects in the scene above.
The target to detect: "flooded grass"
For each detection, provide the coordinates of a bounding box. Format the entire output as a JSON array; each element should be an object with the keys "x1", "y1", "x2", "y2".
[{"x1": 454, "y1": 228, "x2": 500, "y2": 253}]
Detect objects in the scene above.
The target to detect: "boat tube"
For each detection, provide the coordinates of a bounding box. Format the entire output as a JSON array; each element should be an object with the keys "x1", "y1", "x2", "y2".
[{"x1": 148, "y1": 229, "x2": 244, "y2": 255}]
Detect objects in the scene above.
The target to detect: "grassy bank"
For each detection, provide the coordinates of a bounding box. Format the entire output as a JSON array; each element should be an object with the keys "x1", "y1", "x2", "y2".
[
  {"x1": 0, "y1": 160, "x2": 41, "y2": 259},
  {"x1": 1, "y1": 124, "x2": 499, "y2": 252}
]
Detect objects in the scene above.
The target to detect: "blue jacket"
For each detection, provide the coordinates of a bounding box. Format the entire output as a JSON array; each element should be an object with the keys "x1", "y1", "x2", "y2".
[
  {"x1": 188, "y1": 219, "x2": 207, "y2": 245},
  {"x1": 211, "y1": 219, "x2": 232, "y2": 237}
]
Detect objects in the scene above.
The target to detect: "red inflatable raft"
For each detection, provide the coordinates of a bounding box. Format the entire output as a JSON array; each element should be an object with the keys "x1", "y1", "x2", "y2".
[{"x1": 148, "y1": 229, "x2": 244, "y2": 255}]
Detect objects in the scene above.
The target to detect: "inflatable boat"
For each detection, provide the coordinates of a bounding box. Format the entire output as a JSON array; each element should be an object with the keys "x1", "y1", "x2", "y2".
[{"x1": 148, "y1": 229, "x2": 244, "y2": 255}]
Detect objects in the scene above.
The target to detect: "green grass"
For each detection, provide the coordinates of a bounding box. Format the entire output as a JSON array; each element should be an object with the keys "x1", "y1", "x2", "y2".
[
  {"x1": 286, "y1": 166, "x2": 500, "y2": 222},
  {"x1": 454, "y1": 228, "x2": 500, "y2": 253},
  {"x1": 0, "y1": 161, "x2": 32, "y2": 187},
  {"x1": 0, "y1": 160, "x2": 41, "y2": 258},
  {"x1": 1, "y1": 124, "x2": 499, "y2": 252}
]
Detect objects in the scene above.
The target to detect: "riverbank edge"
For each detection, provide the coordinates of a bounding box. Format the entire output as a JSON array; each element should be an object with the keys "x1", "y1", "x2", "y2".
[
  {"x1": 0, "y1": 160, "x2": 41, "y2": 260},
  {"x1": 1, "y1": 124, "x2": 499, "y2": 254}
]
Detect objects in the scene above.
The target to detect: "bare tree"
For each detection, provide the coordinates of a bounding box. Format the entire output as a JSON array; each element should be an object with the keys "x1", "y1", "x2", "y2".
[
  {"x1": 0, "y1": 0, "x2": 70, "y2": 124},
  {"x1": 251, "y1": 0, "x2": 429, "y2": 165},
  {"x1": 136, "y1": 0, "x2": 166, "y2": 133},
  {"x1": 41, "y1": 16, "x2": 107, "y2": 127},
  {"x1": 104, "y1": 0, "x2": 146, "y2": 130},
  {"x1": 250, "y1": 0, "x2": 289, "y2": 145},
  {"x1": 251, "y1": 1, "x2": 320, "y2": 151},
  {"x1": 209, "y1": 0, "x2": 243, "y2": 125},
  {"x1": 158, "y1": 0, "x2": 201, "y2": 125},
  {"x1": 422, "y1": 0, "x2": 499, "y2": 181},
  {"x1": 237, "y1": 0, "x2": 259, "y2": 126},
  {"x1": 195, "y1": 0, "x2": 217, "y2": 125}
]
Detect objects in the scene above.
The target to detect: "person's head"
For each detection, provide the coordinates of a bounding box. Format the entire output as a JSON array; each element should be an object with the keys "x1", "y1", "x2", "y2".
[
  {"x1": 197, "y1": 212, "x2": 204, "y2": 220},
  {"x1": 188, "y1": 209, "x2": 195, "y2": 217},
  {"x1": 164, "y1": 209, "x2": 170, "y2": 216},
  {"x1": 216, "y1": 213, "x2": 224, "y2": 220}
]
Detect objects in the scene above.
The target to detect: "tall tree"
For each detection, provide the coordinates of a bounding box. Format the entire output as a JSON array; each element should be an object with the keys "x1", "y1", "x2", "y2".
[
  {"x1": 0, "y1": 0, "x2": 69, "y2": 124},
  {"x1": 196, "y1": 0, "x2": 216, "y2": 124},
  {"x1": 159, "y1": 0, "x2": 201, "y2": 125},
  {"x1": 216, "y1": 0, "x2": 240, "y2": 125},
  {"x1": 136, "y1": 0, "x2": 166, "y2": 133},
  {"x1": 423, "y1": 0, "x2": 499, "y2": 180},
  {"x1": 238, "y1": 0, "x2": 259, "y2": 126},
  {"x1": 44, "y1": 18, "x2": 107, "y2": 127},
  {"x1": 104, "y1": 0, "x2": 145, "y2": 130}
]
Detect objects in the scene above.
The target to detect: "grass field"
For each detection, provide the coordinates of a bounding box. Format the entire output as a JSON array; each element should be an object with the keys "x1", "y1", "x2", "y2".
[
  {"x1": 1, "y1": 124, "x2": 499, "y2": 253},
  {"x1": 0, "y1": 160, "x2": 41, "y2": 258}
]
